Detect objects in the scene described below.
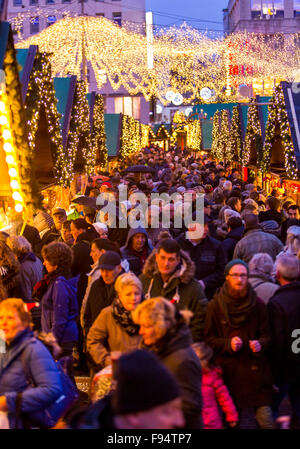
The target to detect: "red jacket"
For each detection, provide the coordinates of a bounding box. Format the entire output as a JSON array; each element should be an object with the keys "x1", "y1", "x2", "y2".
[{"x1": 202, "y1": 366, "x2": 238, "y2": 429}]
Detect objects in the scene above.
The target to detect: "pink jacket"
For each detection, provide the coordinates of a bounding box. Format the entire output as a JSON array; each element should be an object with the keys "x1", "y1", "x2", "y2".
[{"x1": 202, "y1": 366, "x2": 238, "y2": 429}]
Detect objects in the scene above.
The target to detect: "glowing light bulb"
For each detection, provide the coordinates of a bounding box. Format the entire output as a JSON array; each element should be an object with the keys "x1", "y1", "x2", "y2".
[
  {"x1": 12, "y1": 192, "x2": 22, "y2": 202},
  {"x1": 6, "y1": 155, "x2": 15, "y2": 165},
  {"x1": 2, "y1": 129, "x2": 11, "y2": 140},
  {"x1": 10, "y1": 180, "x2": 19, "y2": 189},
  {"x1": 15, "y1": 203, "x2": 23, "y2": 213},
  {"x1": 8, "y1": 168, "x2": 18, "y2": 177},
  {"x1": 0, "y1": 115, "x2": 8, "y2": 126},
  {"x1": 3, "y1": 142, "x2": 12, "y2": 153},
  {"x1": 0, "y1": 101, "x2": 5, "y2": 112}
]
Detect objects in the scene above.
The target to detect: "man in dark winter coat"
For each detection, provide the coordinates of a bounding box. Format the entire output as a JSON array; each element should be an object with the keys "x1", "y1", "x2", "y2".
[
  {"x1": 83, "y1": 251, "x2": 122, "y2": 336},
  {"x1": 268, "y1": 254, "x2": 300, "y2": 429},
  {"x1": 222, "y1": 216, "x2": 244, "y2": 262},
  {"x1": 176, "y1": 218, "x2": 226, "y2": 300},
  {"x1": 41, "y1": 208, "x2": 67, "y2": 247},
  {"x1": 139, "y1": 239, "x2": 207, "y2": 342},
  {"x1": 259, "y1": 196, "x2": 285, "y2": 226},
  {"x1": 204, "y1": 260, "x2": 274, "y2": 429},
  {"x1": 233, "y1": 214, "x2": 283, "y2": 263},
  {"x1": 121, "y1": 227, "x2": 153, "y2": 277}
]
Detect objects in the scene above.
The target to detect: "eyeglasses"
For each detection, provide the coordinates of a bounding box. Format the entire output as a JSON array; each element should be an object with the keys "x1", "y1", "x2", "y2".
[{"x1": 227, "y1": 274, "x2": 248, "y2": 279}]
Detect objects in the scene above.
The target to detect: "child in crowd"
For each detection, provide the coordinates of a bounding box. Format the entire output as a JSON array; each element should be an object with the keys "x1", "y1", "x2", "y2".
[{"x1": 193, "y1": 342, "x2": 239, "y2": 429}]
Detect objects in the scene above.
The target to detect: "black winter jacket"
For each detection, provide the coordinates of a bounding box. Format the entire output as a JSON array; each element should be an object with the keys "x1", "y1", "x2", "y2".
[
  {"x1": 176, "y1": 234, "x2": 226, "y2": 300},
  {"x1": 267, "y1": 281, "x2": 300, "y2": 383},
  {"x1": 221, "y1": 225, "x2": 244, "y2": 262},
  {"x1": 144, "y1": 320, "x2": 203, "y2": 429}
]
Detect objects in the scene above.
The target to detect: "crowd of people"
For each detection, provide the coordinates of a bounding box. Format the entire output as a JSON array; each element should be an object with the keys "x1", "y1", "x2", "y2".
[{"x1": 0, "y1": 145, "x2": 300, "y2": 430}]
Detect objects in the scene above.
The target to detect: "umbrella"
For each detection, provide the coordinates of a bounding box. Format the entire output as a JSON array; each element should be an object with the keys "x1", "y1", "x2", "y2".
[
  {"x1": 71, "y1": 196, "x2": 97, "y2": 209},
  {"x1": 122, "y1": 165, "x2": 155, "y2": 174}
]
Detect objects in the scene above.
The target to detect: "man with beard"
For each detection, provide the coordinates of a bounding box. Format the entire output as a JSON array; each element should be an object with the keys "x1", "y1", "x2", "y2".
[{"x1": 204, "y1": 260, "x2": 274, "y2": 429}]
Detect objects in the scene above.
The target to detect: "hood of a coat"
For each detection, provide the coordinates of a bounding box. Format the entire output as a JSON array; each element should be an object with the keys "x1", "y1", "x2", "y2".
[
  {"x1": 226, "y1": 225, "x2": 244, "y2": 241},
  {"x1": 142, "y1": 248, "x2": 195, "y2": 284},
  {"x1": 123, "y1": 226, "x2": 149, "y2": 250}
]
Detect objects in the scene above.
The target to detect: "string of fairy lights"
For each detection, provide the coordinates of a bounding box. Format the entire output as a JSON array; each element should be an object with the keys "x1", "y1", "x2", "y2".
[{"x1": 14, "y1": 15, "x2": 300, "y2": 104}]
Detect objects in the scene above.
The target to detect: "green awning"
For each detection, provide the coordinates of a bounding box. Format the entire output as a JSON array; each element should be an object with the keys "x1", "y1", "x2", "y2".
[{"x1": 104, "y1": 113, "x2": 121, "y2": 157}]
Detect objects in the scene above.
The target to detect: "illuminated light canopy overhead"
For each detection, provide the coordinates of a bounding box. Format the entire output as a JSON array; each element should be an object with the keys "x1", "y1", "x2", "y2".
[{"x1": 15, "y1": 16, "x2": 300, "y2": 104}]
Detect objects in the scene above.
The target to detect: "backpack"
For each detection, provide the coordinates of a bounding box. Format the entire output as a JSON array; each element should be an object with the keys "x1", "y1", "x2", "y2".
[{"x1": 16, "y1": 339, "x2": 79, "y2": 428}]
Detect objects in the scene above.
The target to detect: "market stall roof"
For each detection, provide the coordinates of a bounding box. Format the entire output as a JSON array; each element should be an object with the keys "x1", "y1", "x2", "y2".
[
  {"x1": 53, "y1": 76, "x2": 76, "y2": 148},
  {"x1": 104, "y1": 113, "x2": 121, "y2": 158}
]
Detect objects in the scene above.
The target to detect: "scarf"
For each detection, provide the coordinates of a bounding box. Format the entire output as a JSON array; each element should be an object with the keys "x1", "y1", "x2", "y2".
[
  {"x1": 216, "y1": 282, "x2": 257, "y2": 328},
  {"x1": 131, "y1": 246, "x2": 148, "y2": 267},
  {"x1": 112, "y1": 297, "x2": 140, "y2": 336},
  {"x1": 32, "y1": 270, "x2": 59, "y2": 302}
]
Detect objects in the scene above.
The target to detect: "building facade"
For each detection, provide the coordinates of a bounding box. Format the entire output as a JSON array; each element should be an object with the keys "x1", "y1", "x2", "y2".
[
  {"x1": 7, "y1": 0, "x2": 150, "y2": 122},
  {"x1": 224, "y1": 0, "x2": 300, "y2": 34}
]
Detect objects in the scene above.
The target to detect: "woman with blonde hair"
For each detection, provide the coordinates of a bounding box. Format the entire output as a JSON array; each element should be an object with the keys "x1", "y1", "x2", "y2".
[
  {"x1": 0, "y1": 298, "x2": 63, "y2": 428},
  {"x1": 6, "y1": 235, "x2": 43, "y2": 302},
  {"x1": 0, "y1": 241, "x2": 24, "y2": 302},
  {"x1": 87, "y1": 272, "x2": 143, "y2": 370},
  {"x1": 132, "y1": 297, "x2": 203, "y2": 429}
]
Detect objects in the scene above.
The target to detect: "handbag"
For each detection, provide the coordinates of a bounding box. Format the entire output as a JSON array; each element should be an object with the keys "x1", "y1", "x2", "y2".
[{"x1": 17, "y1": 339, "x2": 79, "y2": 428}]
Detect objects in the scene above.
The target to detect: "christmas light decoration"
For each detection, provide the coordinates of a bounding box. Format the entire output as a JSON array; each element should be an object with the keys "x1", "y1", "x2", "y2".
[
  {"x1": 218, "y1": 109, "x2": 232, "y2": 162},
  {"x1": 243, "y1": 99, "x2": 263, "y2": 167},
  {"x1": 2, "y1": 27, "x2": 36, "y2": 214},
  {"x1": 119, "y1": 115, "x2": 142, "y2": 161},
  {"x1": 91, "y1": 94, "x2": 107, "y2": 169},
  {"x1": 230, "y1": 106, "x2": 243, "y2": 163},
  {"x1": 16, "y1": 16, "x2": 300, "y2": 104},
  {"x1": 186, "y1": 120, "x2": 202, "y2": 151},
  {"x1": 65, "y1": 80, "x2": 92, "y2": 182},
  {"x1": 0, "y1": 91, "x2": 25, "y2": 213},
  {"x1": 262, "y1": 84, "x2": 298, "y2": 179},
  {"x1": 24, "y1": 52, "x2": 66, "y2": 185},
  {"x1": 211, "y1": 110, "x2": 221, "y2": 160}
]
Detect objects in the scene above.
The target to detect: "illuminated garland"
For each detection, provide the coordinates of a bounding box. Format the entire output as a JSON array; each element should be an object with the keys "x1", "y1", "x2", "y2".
[
  {"x1": 66, "y1": 80, "x2": 93, "y2": 182},
  {"x1": 2, "y1": 28, "x2": 37, "y2": 214},
  {"x1": 218, "y1": 109, "x2": 232, "y2": 162},
  {"x1": 141, "y1": 123, "x2": 151, "y2": 148},
  {"x1": 262, "y1": 84, "x2": 298, "y2": 179},
  {"x1": 119, "y1": 115, "x2": 142, "y2": 161},
  {"x1": 243, "y1": 99, "x2": 263, "y2": 167},
  {"x1": 0, "y1": 91, "x2": 25, "y2": 213},
  {"x1": 92, "y1": 94, "x2": 107, "y2": 169},
  {"x1": 230, "y1": 106, "x2": 243, "y2": 163},
  {"x1": 186, "y1": 120, "x2": 202, "y2": 151},
  {"x1": 24, "y1": 52, "x2": 66, "y2": 185},
  {"x1": 211, "y1": 110, "x2": 221, "y2": 160}
]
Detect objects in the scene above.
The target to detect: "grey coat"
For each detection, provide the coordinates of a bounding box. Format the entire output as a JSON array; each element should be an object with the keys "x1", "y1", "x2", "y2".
[{"x1": 19, "y1": 253, "x2": 43, "y2": 302}]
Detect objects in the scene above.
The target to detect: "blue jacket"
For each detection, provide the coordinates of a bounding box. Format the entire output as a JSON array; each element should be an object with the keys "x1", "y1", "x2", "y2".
[
  {"x1": 41, "y1": 276, "x2": 79, "y2": 344},
  {"x1": 221, "y1": 225, "x2": 244, "y2": 263},
  {"x1": 0, "y1": 329, "x2": 63, "y2": 428}
]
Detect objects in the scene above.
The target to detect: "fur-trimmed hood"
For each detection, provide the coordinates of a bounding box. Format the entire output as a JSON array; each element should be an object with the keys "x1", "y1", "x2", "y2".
[{"x1": 142, "y1": 248, "x2": 195, "y2": 284}]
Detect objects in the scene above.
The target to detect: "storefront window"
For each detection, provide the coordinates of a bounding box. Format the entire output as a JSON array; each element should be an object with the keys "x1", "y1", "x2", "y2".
[
  {"x1": 114, "y1": 96, "x2": 140, "y2": 120},
  {"x1": 251, "y1": 0, "x2": 284, "y2": 18},
  {"x1": 294, "y1": 0, "x2": 300, "y2": 16}
]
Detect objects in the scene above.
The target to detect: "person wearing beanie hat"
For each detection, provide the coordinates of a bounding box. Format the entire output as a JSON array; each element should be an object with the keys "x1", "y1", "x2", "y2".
[
  {"x1": 233, "y1": 214, "x2": 283, "y2": 263},
  {"x1": 78, "y1": 350, "x2": 184, "y2": 429},
  {"x1": 204, "y1": 258, "x2": 275, "y2": 428},
  {"x1": 112, "y1": 350, "x2": 184, "y2": 429}
]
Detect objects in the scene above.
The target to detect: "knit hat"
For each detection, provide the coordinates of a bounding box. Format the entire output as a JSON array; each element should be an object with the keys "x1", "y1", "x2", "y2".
[
  {"x1": 111, "y1": 350, "x2": 180, "y2": 415},
  {"x1": 224, "y1": 259, "x2": 249, "y2": 277}
]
